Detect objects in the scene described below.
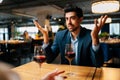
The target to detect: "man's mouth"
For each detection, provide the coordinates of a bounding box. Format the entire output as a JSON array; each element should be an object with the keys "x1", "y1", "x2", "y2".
[{"x1": 68, "y1": 25, "x2": 73, "y2": 29}]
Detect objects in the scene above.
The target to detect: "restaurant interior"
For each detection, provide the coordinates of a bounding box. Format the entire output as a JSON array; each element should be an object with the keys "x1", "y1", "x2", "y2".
[{"x1": 0, "y1": 0, "x2": 120, "y2": 80}]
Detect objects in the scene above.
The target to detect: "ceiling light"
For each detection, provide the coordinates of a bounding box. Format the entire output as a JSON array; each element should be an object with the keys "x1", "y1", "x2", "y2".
[
  {"x1": 0, "y1": 0, "x2": 3, "y2": 3},
  {"x1": 92, "y1": 0, "x2": 120, "y2": 13},
  {"x1": 58, "y1": 19, "x2": 61, "y2": 21}
]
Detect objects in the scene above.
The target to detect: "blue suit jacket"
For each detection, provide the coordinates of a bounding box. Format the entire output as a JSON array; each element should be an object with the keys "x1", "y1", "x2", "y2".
[{"x1": 45, "y1": 27, "x2": 104, "y2": 67}]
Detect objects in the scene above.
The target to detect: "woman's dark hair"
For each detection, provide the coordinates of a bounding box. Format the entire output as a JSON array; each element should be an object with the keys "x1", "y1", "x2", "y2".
[{"x1": 64, "y1": 4, "x2": 83, "y2": 18}]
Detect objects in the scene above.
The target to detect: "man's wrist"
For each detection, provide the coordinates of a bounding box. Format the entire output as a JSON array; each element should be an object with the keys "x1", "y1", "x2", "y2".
[
  {"x1": 92, "y1": 44, "x2": 100, "y2": 51},
  {"x1": 92, "y1": 38, "x2": 99, "y2": 46}
]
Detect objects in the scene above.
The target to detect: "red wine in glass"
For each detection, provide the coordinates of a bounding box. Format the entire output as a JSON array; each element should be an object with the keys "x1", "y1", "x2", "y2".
[
  {"x1": 65, "y1": 52, "x2": 75, "y2": 61},
  {"x1": 33, "y1": 45, "x2": 46, "y2": 79},
  {"x1": 65, "y1": 44, "x2": 75, "y2": 76},
  {"x1": 34, "y1": 55, "x2": 46, "y2": 64}
]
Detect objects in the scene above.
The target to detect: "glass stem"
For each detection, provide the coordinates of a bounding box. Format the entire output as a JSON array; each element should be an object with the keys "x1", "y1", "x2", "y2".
[
  {"x1": 39, "y1": 64, "x2": 42, "y2": 79},
  {"x1": 69, "y1": 60, "x2": 72, "y2": 73}
]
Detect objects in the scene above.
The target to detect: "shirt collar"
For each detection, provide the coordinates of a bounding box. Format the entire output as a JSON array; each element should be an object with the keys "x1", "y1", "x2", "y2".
[
  {"x1": 70, "y1": 32, "x2": 80, "y2": 41},
  {"x1": 70, "y1": 33, "x2": 80, "y2": 44}
]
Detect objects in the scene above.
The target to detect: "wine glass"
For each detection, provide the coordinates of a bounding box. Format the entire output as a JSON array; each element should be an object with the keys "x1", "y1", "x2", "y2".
[
  {"x1": 65, "y1": 44, "x2": 75, "y2": 76},
  {"x1": 33, "y1": 45, "x2": 46, "y2": 79}
]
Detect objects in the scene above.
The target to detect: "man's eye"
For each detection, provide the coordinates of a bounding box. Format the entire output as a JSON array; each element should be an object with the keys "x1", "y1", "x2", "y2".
[
  {"x1": 65, "y1": 18, "x2": 68, "y2": 20},
  {"x1": 71, "y1": 17, "x2": 76, "y2": 19}
]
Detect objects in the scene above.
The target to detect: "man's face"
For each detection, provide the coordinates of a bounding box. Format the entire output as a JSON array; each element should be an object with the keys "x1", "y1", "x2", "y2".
[{"x1": 65, "y1": 12, "x2": 82, "y2": 32}]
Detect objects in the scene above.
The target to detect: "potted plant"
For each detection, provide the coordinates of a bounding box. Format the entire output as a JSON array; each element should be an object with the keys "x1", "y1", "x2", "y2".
[{"x1": 99, "y1": 32, "x2": 109, "y2": 41}]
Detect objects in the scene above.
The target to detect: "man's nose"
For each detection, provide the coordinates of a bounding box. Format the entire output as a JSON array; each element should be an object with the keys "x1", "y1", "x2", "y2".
[{"x1": 67, "y1": 19, "x2": 71, "y2": 24}]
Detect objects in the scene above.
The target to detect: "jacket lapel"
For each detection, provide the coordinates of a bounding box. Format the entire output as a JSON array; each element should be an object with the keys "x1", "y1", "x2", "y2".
[
  {"x1": 61, "y1": 31, "x2": 71, "y2": 56},
  {"x1": 77, "y1": 27, "x2": 85, "y2": 65},
  {"x1": 66, "y1": 32, "x2": 71, "y2": 44},
  {"x1": 77, "y1": 39, "x2": 83, "y2": 64}
]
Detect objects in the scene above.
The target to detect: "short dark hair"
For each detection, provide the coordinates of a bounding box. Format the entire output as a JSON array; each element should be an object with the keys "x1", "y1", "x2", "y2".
[{"x1": 64, "y1": 4, "x2": 83, "y2": 18}]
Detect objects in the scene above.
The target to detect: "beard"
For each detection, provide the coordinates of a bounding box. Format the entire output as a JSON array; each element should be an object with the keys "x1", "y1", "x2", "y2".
[{"x1": 67, "y1": 23, "x2": 79, "y2": 32}]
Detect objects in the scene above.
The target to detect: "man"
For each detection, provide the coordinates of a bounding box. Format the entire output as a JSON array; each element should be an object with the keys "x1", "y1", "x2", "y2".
[{"x1": 33, "y1": 4, "x2": 108, "y2": 67}]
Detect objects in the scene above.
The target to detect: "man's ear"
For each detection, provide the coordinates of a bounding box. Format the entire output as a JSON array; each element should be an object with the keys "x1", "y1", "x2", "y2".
[{"x1": 79, "y1": 17, "x2": 83, "y2": 22}]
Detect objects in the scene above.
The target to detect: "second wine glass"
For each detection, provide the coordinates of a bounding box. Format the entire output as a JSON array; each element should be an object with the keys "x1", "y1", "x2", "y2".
[
  {"x1": 33, "y1": 45, "x2": 46, "y2": 67},
  {"x1": 33, "y1": 45, "x2": 46, "y2": 80},
  {"x1": 65, "y1": 44, "x2": 75, "y2": 76}
]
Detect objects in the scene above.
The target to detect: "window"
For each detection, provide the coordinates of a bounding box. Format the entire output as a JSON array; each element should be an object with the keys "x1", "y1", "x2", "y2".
[
  {"x1": 16, "y1": 26, "x2": 38, "y2": 39},
  {"x1": 51, "y1": 25, "x2": 60, "y2": 33},
  {"x1": 0, "y1": 28, "x2": 8, "y2": 40},
  {"x1": 110, "y1": 23, "x2": 120, "y2": 35}
]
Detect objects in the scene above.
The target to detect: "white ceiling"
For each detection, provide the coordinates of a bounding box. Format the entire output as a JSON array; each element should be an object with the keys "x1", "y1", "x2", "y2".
[
  {"x1": 13, "y1": 5, "x2": 64, "y2": 18},
  {"x1": 0, "y1": 0, "x2": 120, "y2": 26}
]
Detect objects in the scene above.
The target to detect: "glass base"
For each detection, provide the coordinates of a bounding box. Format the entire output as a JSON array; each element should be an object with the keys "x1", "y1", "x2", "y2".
[{"x1": 66, "y1": 72, "x2": 75, "y2": 76}]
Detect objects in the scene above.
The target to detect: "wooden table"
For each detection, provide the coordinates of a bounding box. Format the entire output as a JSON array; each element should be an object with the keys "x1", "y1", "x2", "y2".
[
  {"x1": 100, "y1": 38, "x2": 120, "y2": 44},
  {"x1": 12, "y1": 61, "x2": 96, "y2": 80},
  {"x1": 94, "y1": 67, "x2": 120, "y2": 80},
  {"x1": 0, "y1": 40, "x2": 26, "y2": 44}
]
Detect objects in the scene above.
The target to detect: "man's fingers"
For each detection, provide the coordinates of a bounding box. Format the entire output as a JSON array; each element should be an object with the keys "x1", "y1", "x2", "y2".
[
  {"x1": 56, "y1": 70, "x2": 65, "y2": 75},
  {"x1": 33, "y1": 20, "x2": 44, "y2": 32},
  {"x1": 102, "y1": 15, "x2": 108, "y2": 25},
  {"x1": 94, "y1": 15, "x2": 108, "y2": 30},
  {"x1": 49, "y1": 69, "x2": 65, "y2": 77},
  {"x1": 99, "y1": 15, "x2": 108, "y2": 30},
  {"x1": 94, "y1": 19, "x2": 98, "y2": 28},
  {"x1": 93, "y1": 19, "x2": 100, "y2": 32}
]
